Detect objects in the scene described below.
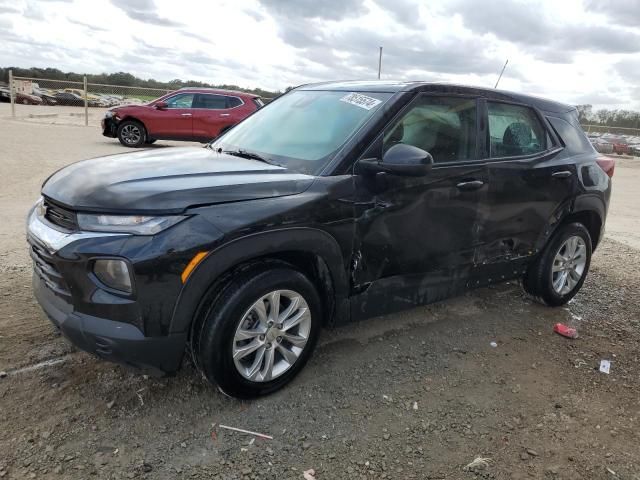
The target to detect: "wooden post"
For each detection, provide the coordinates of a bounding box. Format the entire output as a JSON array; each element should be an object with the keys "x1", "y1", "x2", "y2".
[
  {"x1": 9, "y1": 69, "x2": 15, "y2": 118},
  {"x1": 83, "y1": 76, "x2": 88, "y2": 126}
]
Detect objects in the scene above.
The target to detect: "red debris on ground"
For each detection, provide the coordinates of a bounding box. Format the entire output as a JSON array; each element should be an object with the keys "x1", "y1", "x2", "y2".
[{"x1": 554, "y1": 323, "x2": 578, "y2": 339}]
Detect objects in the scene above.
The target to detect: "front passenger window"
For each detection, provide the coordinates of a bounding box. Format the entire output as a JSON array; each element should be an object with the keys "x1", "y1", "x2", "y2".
[
  {"x1": 383, "y1": 96, "x2": 477, "y2": 163},
  {"x1": 165, "y1": 94, "x2": 194, "y2": 109},
  {"x1": 488, "y1": 102, "x2": 546, "y2": 157}
]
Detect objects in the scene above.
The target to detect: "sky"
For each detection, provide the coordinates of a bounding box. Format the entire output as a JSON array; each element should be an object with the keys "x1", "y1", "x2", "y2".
[{"x1": 0, "y1": 0, "x2": 639, "y2": 110}]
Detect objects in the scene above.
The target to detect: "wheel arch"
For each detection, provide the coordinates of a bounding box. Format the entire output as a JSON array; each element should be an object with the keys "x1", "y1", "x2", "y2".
[
  {"x1": 565, "y1": 194, "x2": 605, "y2": 250},
  {"x1": 169, "y1": 228, "x2": 350, "y2": 335},
  {"x1": 118, "y1": 115, "x2": 147, "y2": 131}
]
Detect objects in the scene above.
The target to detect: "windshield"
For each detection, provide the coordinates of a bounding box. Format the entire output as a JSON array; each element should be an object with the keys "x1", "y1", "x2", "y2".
[{"x1": 213, "y1": 90, "x2": 392, "y2": 174}]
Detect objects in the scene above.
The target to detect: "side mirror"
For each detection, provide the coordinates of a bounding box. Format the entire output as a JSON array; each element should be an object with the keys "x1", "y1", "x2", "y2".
[
  {"x1": 155, "y1": 101, "x2": 168, "y2": 110},
  {"x1": 358, "y1": 143, "x2": 434, "y2": 177}
]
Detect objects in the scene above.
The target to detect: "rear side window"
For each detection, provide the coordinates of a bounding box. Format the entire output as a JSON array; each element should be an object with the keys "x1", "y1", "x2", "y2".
[
  {"x1": 195, "y1": 94, "x2": 227, "y2": 109},
  {"x1": 488, "y1": 102, "x2": 546, "y2": 157},
  {"x1": 383, "y1": 96, "x2": 477, "y2": 163},
  {"x1": 227, "y1": 96, "x2": 243, "y2": 108}
]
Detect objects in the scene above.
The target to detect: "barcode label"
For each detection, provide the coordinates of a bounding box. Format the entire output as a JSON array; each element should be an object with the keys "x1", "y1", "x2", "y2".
[{"x1": 340, "y1": 92, "x2": 382, "y2": 110}]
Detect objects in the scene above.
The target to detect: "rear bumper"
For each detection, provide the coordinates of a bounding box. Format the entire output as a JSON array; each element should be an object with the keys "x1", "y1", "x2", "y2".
[
  {"x1": 33, "y1": 272, "x2": 186, "y2": 374},
  {"x1": 102, "y1": 117, "x2": 118, "y2": 138}
]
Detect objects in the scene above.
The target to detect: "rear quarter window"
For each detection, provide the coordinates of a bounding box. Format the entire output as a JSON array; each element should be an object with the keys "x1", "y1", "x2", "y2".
[
  {"x1": 547, "y1": 116, "x2": 595, "y2": 155},
  {"x1": 227, "y1": 97, "x2": 243, "y2": 108}
]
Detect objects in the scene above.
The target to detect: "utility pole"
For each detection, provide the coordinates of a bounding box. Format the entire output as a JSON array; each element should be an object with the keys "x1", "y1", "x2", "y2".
[
  {"x1": 494, "y1": 59, "x2": 509, "y2": 89},
  {"x1": 378, "y1": 46, "x2": 383, "y2": 79}
]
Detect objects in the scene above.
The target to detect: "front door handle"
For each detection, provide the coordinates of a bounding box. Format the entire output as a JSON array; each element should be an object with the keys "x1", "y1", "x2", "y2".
[
  {"x1": 456, "y1": 180, "x2": 484, "y2": 191},
  {"x1": 220, "y1": 113, "x2": 231, "y2": 117},
  {"x1": 552, "y1": 170, "x2": 572, "y2": 178},
  {"x1": 181, "y1": 113, "x2": 192, "y2": 117}
]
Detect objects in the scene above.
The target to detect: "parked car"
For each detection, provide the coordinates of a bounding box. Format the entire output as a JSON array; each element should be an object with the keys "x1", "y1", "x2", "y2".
[
  {"x1": 590, "y1": 137, "x2": 614, "y2": 155},
  {"x1": 0, "y1": 87, "x2": 43, "y2": 105},
  {"x1": 101, "y1": 87, "x2": 264, "y2": 147},
  {"x1": 61, "y1": 88, "x2": 110, "y2": 106},
  {"x1": 53, "y1": 91, "x2": 103, "y2": 107},
  {"x1": 28, "y1": 81, "x2": 613, "y2": 398},
  {"x1": 601, "y1": 135, "x2": 630, "y2": 155},
  {"x1": 32, "y1": 87, "x2": 58, "y2": 106}
]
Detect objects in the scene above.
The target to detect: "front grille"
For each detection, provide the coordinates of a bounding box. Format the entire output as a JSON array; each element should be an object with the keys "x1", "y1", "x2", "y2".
[
  {"x1": 44, "y1": 199, "x2": 78, "y2": 231},
  {"x1": 28, "y1": 236, "x2": 71, "y2": 299}
]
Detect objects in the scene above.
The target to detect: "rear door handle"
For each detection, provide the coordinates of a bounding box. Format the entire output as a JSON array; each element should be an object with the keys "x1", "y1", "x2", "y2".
[
  {"x1": 552, "y1": 170, "x2": 572, "y2": 178},
  {"x1": 181, "y1": 113, "x2": 192, "y2": 117},
  {"x1": 456, "y1": 180, "x2": 484, "y2": 191}
]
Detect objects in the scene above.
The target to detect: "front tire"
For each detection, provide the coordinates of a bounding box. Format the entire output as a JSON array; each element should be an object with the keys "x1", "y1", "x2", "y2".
[
  {"x1": 523, "y1": 223, "x2": 592, "y2": 306},
  {"x1": 117, "y1": 120, "x2": 146, "y2": 147},
  {"x1": 195, "y1": 265, "x2": 321, "y2": 398}
]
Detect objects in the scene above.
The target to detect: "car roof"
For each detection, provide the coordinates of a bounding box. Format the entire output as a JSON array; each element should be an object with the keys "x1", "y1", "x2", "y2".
[
  {"x1": 177, "y1": 87, "x2": 258, "y2": 98},
  {"x1": 298, "y1": 80, "x2": 574, "y2": 114}
]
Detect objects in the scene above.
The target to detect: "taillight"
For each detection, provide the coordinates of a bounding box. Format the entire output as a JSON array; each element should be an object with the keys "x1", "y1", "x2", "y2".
[{"x1": 596, "y1": 157, "x2": 615, "y2": 178}]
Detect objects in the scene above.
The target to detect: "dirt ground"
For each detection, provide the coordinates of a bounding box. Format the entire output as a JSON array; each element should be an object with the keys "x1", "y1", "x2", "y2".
[{"x1": 1, "y1": 106, "x2": 639, "y2": 479}]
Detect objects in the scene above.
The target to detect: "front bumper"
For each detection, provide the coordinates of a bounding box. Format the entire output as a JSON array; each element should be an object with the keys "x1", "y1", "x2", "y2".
[
  {"x1": 33, "y1": 273, "x2": 186, "y2": 374},
  {"x1": 27, "y1": 210, "x2": 187, "y2": 374},
  {"x1": 102, "y1": 116, "x2": 118, "y2": 138}
]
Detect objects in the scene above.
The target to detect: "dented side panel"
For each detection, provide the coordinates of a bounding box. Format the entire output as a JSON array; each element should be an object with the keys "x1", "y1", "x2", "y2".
[{"x1": 350, "y1": 162, "x2": 490, "y2": 317}]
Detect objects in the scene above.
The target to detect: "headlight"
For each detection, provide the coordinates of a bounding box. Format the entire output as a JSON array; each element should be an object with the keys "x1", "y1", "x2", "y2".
[
  {"x1": 93, "y1": 259, "x2": 132, "y2": 293},
  {"x1": 105, "y1": 110, "x2": 115, "y2": 118},
  {"x1": 33, "y1": 197, "x2": 45, "y2": 217},
  {"x1": 77, "y1": 214, "x2": 185, "y2": 235}
]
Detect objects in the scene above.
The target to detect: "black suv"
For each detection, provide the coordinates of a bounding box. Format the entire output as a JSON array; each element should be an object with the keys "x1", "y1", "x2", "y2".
[{"x1": 28, "y1": 81, "x2": 613, "y2": 398}]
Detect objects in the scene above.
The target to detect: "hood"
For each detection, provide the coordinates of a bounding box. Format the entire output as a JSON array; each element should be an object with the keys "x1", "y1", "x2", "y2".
[{"x1": 42, "y1": 147, "x2": 314, "y2": 213}]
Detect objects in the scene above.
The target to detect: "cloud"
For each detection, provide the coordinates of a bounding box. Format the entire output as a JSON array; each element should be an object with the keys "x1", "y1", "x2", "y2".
[
  {"x1": 584, "y1": 0, "x2": 640, "y2": 28},
  {"x1": 180, "y1": 30, "x2": 213, "y2": 43},
  {"x1": 0, "y1": 5, "x2": 20, "y2": 14},
  {"x1": 24, "y1": 1, "x2": 45, "y2": 20},
  {"x1": 110, "y1": 0, "x2": 182, "y2": 27},
  {"x1": 243, "y1": 7, "x2": 265, "y2": 22},
  {"x1": 616, "y1": 58, "x2": 640, "y2": 83},
  {"x1": 444, "y1": 0, "x2": 640, "y2": 56},
  {"x1": 373, "y1": 0, "x2": 423, "y2": 28},
  {"x1": 257, "y1": 0, "x2": 368, "y2": 20},
  {"x1": 68, "y1": 18, "x2": 109, "y2": 32}
]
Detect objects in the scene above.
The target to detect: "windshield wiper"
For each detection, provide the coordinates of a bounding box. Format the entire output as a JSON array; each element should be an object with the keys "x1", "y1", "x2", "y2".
[{"x1": 223, "y1": 149, "x2": 273, "y2": 165}]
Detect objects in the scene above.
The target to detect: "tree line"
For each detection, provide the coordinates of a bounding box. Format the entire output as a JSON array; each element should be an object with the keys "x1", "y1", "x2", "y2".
[
  {"x1": 0, "y1": 66, "x2": 280, "y2": 98},
  {"x1": 576, "y1": 104, "x2": 640, "y2": 129}
]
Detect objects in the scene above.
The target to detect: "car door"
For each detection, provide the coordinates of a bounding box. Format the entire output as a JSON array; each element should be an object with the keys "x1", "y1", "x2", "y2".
[
  {"x1": 480, "y1": 100, "x2": 575, "y2": 278},
  {"x1": 144, "y1": 93, "x2": 194, "y2": 139},
  {"x1": 192, "y1": 94, "x2": 237, "y2": 140},
  {"x1": 351, "y1": 94, "x2": 490, "y2": 319}
]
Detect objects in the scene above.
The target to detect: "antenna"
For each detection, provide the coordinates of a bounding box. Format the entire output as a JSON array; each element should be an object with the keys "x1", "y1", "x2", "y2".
[
  {"x1": 494, "y1": 59, "x2": 509, "y2": 89},
  {"x1": 378, "y1": 46, "x2": 383, "y2": 79}
]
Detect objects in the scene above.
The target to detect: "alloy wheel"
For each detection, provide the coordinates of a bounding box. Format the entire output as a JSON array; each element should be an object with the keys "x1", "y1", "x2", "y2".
[
  {"x1": 232, "y1": 289, "x2": 311, "y2": 382},
  {"x1": 121, "y1": 124, "x2": 141, "y2": 145},
  {"x1": 551, "y1": 235, "x2": 587, "y2": 295}
]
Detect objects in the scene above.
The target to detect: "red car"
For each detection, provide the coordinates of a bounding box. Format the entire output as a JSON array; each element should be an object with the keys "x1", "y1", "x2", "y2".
[{"x1": 102, "y1": 88, "x2": 264, "y2": 147}]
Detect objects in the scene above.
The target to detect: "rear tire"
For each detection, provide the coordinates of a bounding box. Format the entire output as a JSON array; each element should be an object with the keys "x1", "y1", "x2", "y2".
[
  {"x1": 523, "y1": 223, "x2": 592, "y2": 306},
  {"x1": 195, "y1": 265, "x2": 321, "y2": 398},
  {"x1": 117, "y1": 120, "x2": 146, "y2": 148}
]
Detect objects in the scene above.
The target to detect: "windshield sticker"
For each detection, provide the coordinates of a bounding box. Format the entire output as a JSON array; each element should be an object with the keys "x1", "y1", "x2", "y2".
[{"x1": 340, "y1": 92, "x2": 382, "y2": 110}]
